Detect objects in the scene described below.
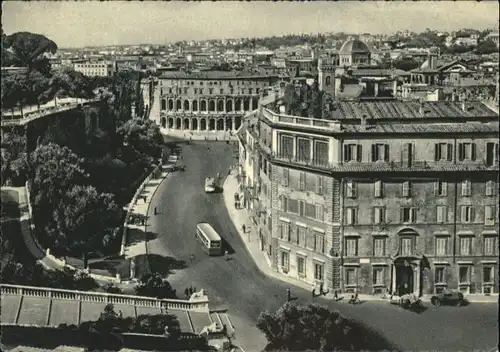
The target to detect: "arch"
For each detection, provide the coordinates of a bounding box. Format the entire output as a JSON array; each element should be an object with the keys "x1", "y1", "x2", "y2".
[
  {"x1": 209, "y1": 100, "x2": 215, "y2": 112},
  {"x1": 216, "y1": 119, "x2": 224, "y2": 131},
  {"x1": 325, "y1": 76, "x2": 331, "y2": 86},
  {"x1": 252, "y1": 98, "x2": 259, "y2": 110},
  {"x1": 168, "y1": 117, "x2": 174, "y2": 129},
  {"x1": 235, "y1": 115, "x2": 242, "y2": 130},
  {"x1": 217, "y1": 99, "x2": 224, "y2": 112},
  {"x1": 226, "y1": 117, "x2": 233, "y2": 131},
  {"x1": 200, "y1": 118, "x2": 207, "y2": 130},
  {"x1": 168, "y1": 99, "x2": 174, "y2": 110},
  {"x1": 183, "y1": 118, "x2": 190, "y2": 129},
  {"x1": 175, "y1": 118, "x2": 181, "y2": 129},
  {"x1": 235, "y1": 98, "x2": 242, "y2": 111},
  {"x1": 161, "y1": 99, "x2": 167, "y2": 110},
  {"x1": 176, "y1": 99, "x2": 182, "y2": 111},
  {"x1": 243, "y1": 98, "x2": 250, "y2": 111},
  {"x1": 184, "y1": 100, "x2": 190, "y2": 111},
  {"x1": 192, "y1": 118, "x2": 198, "y2": 130},
  {"x1": 397, "y1": 228, "x2": 420, "y2": 236},
  {"x1": 209, "y1": 119, "x2": 216, "y2": 131},
  {"x1": 200, "y1": 100, "x2": 207, "y2": 111},
  {"x1": 160, "y1": 117, "x2": 167, "y2": 128},
  {"x1": 226, "y1": 99, "x2": 233, "y2": 112},
  {"x1": 192, "y1": 100, "x2": 198, "y2": 112}
]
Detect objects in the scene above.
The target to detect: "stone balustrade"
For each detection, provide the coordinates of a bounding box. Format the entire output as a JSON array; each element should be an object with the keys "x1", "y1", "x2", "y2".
[{"x1": 1, "y1": 284, "x2": 210, "y2": 313}]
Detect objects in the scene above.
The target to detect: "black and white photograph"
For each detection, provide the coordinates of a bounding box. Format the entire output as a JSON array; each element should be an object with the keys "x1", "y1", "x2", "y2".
[{"x1": 1, "y1": 1, "x2": 499, "y2": 351}]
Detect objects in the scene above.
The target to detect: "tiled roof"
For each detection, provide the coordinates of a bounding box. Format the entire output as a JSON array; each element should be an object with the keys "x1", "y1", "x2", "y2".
[
  {"x1": 329, "y1": 163, "x2": 499, "y2": 173},
  {"x1": 159, "y1": 69, "x2": 279, "y2": 80},
  {"x1": 342, "y1": 122, "x2": 499, "y2": 134},
  {"x1": 350, "y1": 68, "x2": 410, "y2": 77},
  {"x1": 336, "y1": 84, "x2": 363, "y2": 99},
  {"x1": 329, "y1": 100, "x2": 498, "y2": 120}
]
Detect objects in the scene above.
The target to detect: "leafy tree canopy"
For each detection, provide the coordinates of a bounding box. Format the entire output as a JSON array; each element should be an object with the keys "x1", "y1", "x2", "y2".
[{"x1": 135, "y1": 272, "x2": 177, "y2": 299}]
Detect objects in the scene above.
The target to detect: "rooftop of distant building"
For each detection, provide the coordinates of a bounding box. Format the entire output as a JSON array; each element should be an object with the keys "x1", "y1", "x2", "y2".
[{"x1": 159, "y1": 68, "x2": 281, "y2": 80}]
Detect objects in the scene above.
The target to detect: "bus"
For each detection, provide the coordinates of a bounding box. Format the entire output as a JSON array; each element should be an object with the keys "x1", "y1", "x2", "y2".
[
  {"x1": 204, "y1": 177, "x2": 216, "y2": 193},
  {"x1": 195, "y1": 223, "x2": 222, "y2": 256}
]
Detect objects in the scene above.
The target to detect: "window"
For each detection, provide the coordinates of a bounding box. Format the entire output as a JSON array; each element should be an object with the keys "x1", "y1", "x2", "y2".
[
  {"x1": 313, "y1": 141, "x2": 329, "y2": 166},
  {"x1": 316, "y1": 176, "x2": 323, "y2": 195},
  {"x1": 220, "y1": 89, "x2": 224, "y2": 94},
  {"x1": 434, "y1": 181, "x2": 447, "y2": 196},
  {"x1": 297, "y1": 256, "x2": 305, "y2": 276},
  {"x1": 314, "y1": 231, "x2": 325, "y2": 253},
  {"x1": 282, "y1": 168, "x2": 289, "y2": 187},
  {"x1": 298, "y1": 200, "x2": 305, "y2": 217},
  {"x1": 483, "y1": 236, "x2": 497, "y2": 255},
  {"x1": 459, "y1": 236, "x2": 472, "y2": 256},
  {"x1": 483, "y1": 266, "x2": 494, "y2": 284},
  {"x1": 345, "y1": 268, "x2": 357, "y2": 286},
  {"x1": 434, "y1": 143, "x2": 453, "y2": 161},
  {"x1": 373, "y1": 267, "x2": 384, "y2": 285},
  {"x1": 297, "y1": 138, "x2": 311, "y2": 163},
  {"x1": 400, "y1": 237, "x2": 414, "y2": 256},
  {"x1": 315, "y1": 204, "x2": 324, "y2": 222},
  {"x1": 280, "y1": 135, "x2": 294, "y2": 159},
  {"x1": 314, "y1": 263, "x2": 324, "y2": 281},
  {"x1": 209, "y1": 88, "x2": 214, "y2": 94},
  {"x1": 401, "y1": 142, "x2": 414, "y2": 167},
  {"x1": 458, "y1": 142, "x2": 476, "y2": 161},
  {"x1": 280, "y1": 222, "x2": 290, "y2": 241},
  {"x1": 297, "y1": 226, "x2": 306, "y2": 246},
  {"x1": 401, "y1": 207, "x2": 417, "y2": 224},
  {"x1": 485, "y1": 206, "x2": 496, "y2": 226},
  {"x1": 305, "y1": 203, "x2": 315, "y2": 219},
  {"x1": 435, "y1": 236, "x2": 448, "y2": 256},
  {"x1": 373, "y1": 237, "x2": 386, "y2": 256},
  {"x1": 373, "y1": 207, "x2": 386, "y2": 225},
  {"x1": 460, "y1": 205, "x2": 474, "y2": 223},
  {"x1": 374, "y1": 180, "x2": 383, "y2": 198},
  {"x1": 371, "y1": 144, "x2": 390, "y2": 162},
  {"x1": 486, "y1": 181, "x2": 495, "y2": 196},
  {"x1": 436, "y1": 206, "x2": 447, "y2": 223},
  {"x1": 346, "y1": 181, "x2": 357, "y2": 198},
  {"x1": 345, "y1": 238, "x2": 359, "y2": 257},
  {"x1": 299, "y1": 172, "x2": 306, "y2": 191},
  {"x1": 485, "y1": 142, "x2": 499, "y2": 166},
  {"x1": 280, "y1": 251, "x2": 289, "y2": 270},
  {"x1": 344, "y1": 144, "x2": 362, "y2": 162},
  {"x1": 345, "y1": 207, "x2": 358, "y2": 225},
  {"x1": 249, "y1": 88, "x2": 253, "y2": 94},
  {"x1": 435, "y1": 267, "x2": 446, "y2": 284},
  {"x1": 459, "y1": 266, "x2": 471, "y2": 284},
  {"x1": 402, "y1": 181, "x2": 411, "y2": 197},
  {"x1": 280, "y1": 196, "x2": 288, "y2": 212},
  {"x1": 461, "y1": 180, "x2": 471, "y2": 197},
  {"x1": 306, "y1": 231, "x2": 315, "y2": 251},
  {"x1": 288, "y1": 199, "x2": 299, "y2": 214},
  {"x1": 200, "y1": 88, "x2": 204, "y2": 94}
]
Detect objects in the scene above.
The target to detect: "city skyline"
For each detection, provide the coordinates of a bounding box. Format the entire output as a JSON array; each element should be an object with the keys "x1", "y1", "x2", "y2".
[{"x1": 2, "y1": 1, "x2": 499, "y2": 48}]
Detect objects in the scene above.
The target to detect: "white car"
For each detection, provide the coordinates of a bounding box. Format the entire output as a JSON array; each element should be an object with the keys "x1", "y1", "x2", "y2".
[
  {"x1": 204, "y1": 177, "x2": 216, "y2": 193},
  {"x1": 168, "y1": 155, "x2": 178, "y2": 163}
]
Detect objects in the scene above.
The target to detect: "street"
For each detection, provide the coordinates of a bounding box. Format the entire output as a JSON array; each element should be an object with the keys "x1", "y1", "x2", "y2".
[{"x1": 147, "y1": 141, "x2": 499, "y2": 352}]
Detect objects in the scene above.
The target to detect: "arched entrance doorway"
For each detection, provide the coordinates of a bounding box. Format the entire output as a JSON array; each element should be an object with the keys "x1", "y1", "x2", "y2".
[
  {"x1": 209, "y1": 119, "x2": 215, "y2": 131},
  {"x1": 168, "y1": 118, "x2": 174, "y2": 129},
  {"x1": 200, "y1": 118, "x2": 207, "y2": 130},
  {"x1": 160, "y1": 117, "x2": 167, "y2": 128},
  {"x1": 216, "y1": 119, "x2": 224, "y2": 131},
  {"x1": 183, "y1": 118, "x2": 190, "y2": 129},
  {"x1": 192, "y1": 118, "x2": 198, "y2": 130},
  {"x1": 175, "y1": 118, "x2": 181, "y2": 129}
]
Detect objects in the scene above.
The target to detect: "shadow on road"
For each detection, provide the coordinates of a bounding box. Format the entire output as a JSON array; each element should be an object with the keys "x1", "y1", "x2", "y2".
[
  {"x1": 221, "y1": 238, "x2": 236, "y2": 255},
  {"x1": 126, "y1": 228, "x2": 158, "y2": 245},
  {"x1": 147, "y1": 254, "x2": 187, "y2": 277}
]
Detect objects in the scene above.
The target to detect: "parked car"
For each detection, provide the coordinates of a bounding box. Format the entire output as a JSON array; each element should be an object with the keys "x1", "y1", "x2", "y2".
[
  {"x1": 399, "y1": 293, "x2": 423, "y2": 310},
  {"x1": 431, "y1": 289, "x2": 466, "y2": 307}
]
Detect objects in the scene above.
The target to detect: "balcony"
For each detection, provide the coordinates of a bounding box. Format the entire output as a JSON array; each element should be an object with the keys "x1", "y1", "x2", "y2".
[
  {"x1": 273, "y1": 153, "x2": 335, "y2": 170},
  {"x1": 261, "y1": 107, "x2": 342, "y2": 133}
]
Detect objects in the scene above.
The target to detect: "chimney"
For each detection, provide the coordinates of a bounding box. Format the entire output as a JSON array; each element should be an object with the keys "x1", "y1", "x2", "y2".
[{"x1": 360, "y1": 114, "x2": 367, "y2": 129}]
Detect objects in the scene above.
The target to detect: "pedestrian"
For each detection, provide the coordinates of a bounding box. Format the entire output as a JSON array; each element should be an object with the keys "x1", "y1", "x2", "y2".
[
  {"x1": 311, "y1": 283, "x2": 316, "y2": 298},
  {"x1": 334, "y1": 289, "x2": 339, "y2": 301},
  {"x1": 234, "y1": 201, "x2": 238, "y2": 209},
  {"x1": 320, "y1": 282, "x2": 324, "y2": 296},
  {"x1": 189, "y1": 286, "x2": 194, "y2": 295},
  {"x1": 242, "y1": 224, "x2": 246, "y2": 233},
  {"x1": 286, "y1": 288, "x2": 291, "y2": 302},
  {"x1": 225, "y1": 250, "x2": 229, "y2": 261},
  {"x1": 184, "y1": 288, "x2": 189, "y2": 299},
  {"x1": 154, "y1": 206, "x2": 157, "y2": 215}
]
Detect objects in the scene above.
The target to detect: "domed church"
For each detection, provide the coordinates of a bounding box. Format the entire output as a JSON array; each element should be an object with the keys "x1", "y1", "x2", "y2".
[{"x1": 338, "y1": 39, "x2": 372, "y2": 66}]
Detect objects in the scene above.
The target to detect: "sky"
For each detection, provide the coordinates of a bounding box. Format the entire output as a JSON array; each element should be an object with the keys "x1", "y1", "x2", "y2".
[{"x1": 2, "y1": 1, "x2": 499, "y2": 48}]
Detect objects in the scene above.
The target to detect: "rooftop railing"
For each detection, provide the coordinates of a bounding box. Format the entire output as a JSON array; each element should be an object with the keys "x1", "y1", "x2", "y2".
[{"x1": 1, "y1": 284, "x2": 210, "y2": 313}]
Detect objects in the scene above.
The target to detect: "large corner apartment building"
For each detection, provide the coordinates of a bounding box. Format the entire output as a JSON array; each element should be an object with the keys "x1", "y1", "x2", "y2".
[{"x1": 237, "y1": 94, "x2": 499, "y2": 297}]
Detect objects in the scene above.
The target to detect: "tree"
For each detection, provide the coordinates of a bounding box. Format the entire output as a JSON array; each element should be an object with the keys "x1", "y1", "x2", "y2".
[
  {"x1": 475, "y1": 40, "x2": 498, "y2": 55},
  {"x1": 392, "y1": 57, "x2": 420, "y2": 72},
  {"x1": 283, "y1": 83, "x2": 297, "y2": 115},
  {"x1": 1, "y1": 127, "x2": 28, "y2": 186},
  {"x1": 257, "y1": 302, "x2": 394, "y2": 352},
  {"x1": 52, "y1": 184, "x2": 122, "y2": 267},
  {"x1": 117, "y1": 118, "x2": 163, "y2": 157},
  {"x1": 134, "y1": 272, "x2": 177, "y2": 299}
]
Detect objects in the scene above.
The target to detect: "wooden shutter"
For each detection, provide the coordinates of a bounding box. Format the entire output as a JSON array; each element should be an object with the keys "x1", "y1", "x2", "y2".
[
  {"x1": 316, "y1": 176, "x2": 323, "y2": 195},
  {"x1": 485, "y1": 206, "x2": 493, "y2": 225},
  {"x1": 434, "y1": 181, "x2": 439, "y2": 195},
  {"x1": 461, "y1": 206, "x2": 466, "y2": 223},
  {"x1": 471, "y1": 143, "x2": 476, "y2": 161},
  {"x1": 470, "y1": 207, "x2": 475, "y2": 223},
  {"x1": 278, "y1": 223, "x2": 283, "y2": 239},
  {"x1": 299, "y1": 200, "x2": 305, "y2": 217},
  {"x1": 346, "y1": 208, "x2": 352, "y2": 225},
  {"x1": 384, "y1": 144, "x2": 390, "y2": 162},
  {"x1": 458, "y1": 144, "x2": 464, "y2": 161},
  {"x1": 486, "y1": 181, "x2": 493, "y2": 196},
  {"x1": 437, "y1": 206, "x2": 443, "y2": 223},
  {"x1": 434, "y1": 144, "x2": 440, "y2": 161},
  {"x1": 316, "y1": 204, "x2": 324, "y2": 222},
  {"x1": 411, "y1": 208, "x2": 417, "y2": 223},
  {"x1": 356, "y1": 145, "x2": 362, "y2": 162},
  {"x1": 343, "y1": 144, "x2": 349, "y2": 162},
  {"x1": 371, "y1": 144, "x2": 377, "y2": 162},
  {"x1": 374, "y1": 207, "x2": 381, "y2": 224}
]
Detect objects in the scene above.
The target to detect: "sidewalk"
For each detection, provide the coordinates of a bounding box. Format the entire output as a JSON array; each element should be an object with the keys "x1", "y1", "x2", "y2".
[
  {"x1": 160, "y1": 129, "x2": 238, "y2": 141},
  {"x1": 222, "y1": 173, "x2": 499, "y2": 304}
]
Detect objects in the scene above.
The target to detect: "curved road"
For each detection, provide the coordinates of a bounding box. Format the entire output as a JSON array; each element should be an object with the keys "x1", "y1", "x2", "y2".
[{"x1": 147, "y1": 141, "x2": 498, "y2": 352}]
